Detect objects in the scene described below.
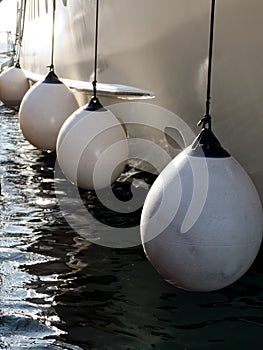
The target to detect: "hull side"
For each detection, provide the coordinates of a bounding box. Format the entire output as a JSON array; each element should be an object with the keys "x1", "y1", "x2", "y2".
[{"x1": 21, "y1": 0, "x2": 263, "y2": 199}]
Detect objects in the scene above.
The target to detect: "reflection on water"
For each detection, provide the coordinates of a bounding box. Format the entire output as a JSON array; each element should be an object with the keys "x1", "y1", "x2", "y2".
[{"x1": 0, "y1": 102, "x2": 263, "y2": 349}]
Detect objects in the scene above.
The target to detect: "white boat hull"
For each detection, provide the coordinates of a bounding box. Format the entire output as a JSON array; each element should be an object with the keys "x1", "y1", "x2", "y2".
[{"x1": 20, "y1": 0, "x2": 263, "y2": 199}]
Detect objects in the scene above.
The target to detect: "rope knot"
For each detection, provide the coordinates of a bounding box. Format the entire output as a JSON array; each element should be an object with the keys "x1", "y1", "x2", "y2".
[
  {"x1": 46, "y1": 64, "x2": 54, "y2": 72},
  {"x1": 92, "y1": 80, "x2": 97, "y2": 98},
  {"x1": 197, "y1": 114, "x2": 212, "y2": 129}
]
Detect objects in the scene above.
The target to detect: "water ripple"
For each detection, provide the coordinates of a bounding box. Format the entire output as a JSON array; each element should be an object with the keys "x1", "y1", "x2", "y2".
[{"x1": 1, "y1": 101, "x2": 263, "y2": 350}]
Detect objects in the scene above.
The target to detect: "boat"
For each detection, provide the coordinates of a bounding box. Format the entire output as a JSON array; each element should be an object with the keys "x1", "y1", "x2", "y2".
[
  {"x1": 2, "y1": 0, "x2": 263, "y2": 202},
  {"x1": 0, "y1": 31, "x2": 15, "y2": 69}
]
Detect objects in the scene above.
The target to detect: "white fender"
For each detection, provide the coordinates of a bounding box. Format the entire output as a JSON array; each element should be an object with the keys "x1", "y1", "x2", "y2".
[
  {"x1": 56, "y1": 100, "x2": 128, "y2": 190},
  {"x1": 19, "y1": 71, "x2": 79, "y2": 151},
  {"x1": 0, "y1": 65, "x2": 29, "y2": 107},
  {"x1": 140, "y1": 129, "x2": 263, "y2": 292}
]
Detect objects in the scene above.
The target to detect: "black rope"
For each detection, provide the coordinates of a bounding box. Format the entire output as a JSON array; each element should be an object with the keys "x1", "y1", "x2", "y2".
[
  {"x1": 21, "y1": 0, "x2": 27, "y2": 46},
  {"x1": 198, "y1": 0, "x2": 216, "y2": 130},
  {"x1": 16, "y1": 0, "x2": 27, "y2": 64},
  {"x1": 49, "y1": 0, "x2": 56, "y2": 71},
  {"x1": 84, "y1": 0, "x2": 104, "y2": 111},
  {"x1": 92, "y1": 0, "x2": 99, "y2": 99}
]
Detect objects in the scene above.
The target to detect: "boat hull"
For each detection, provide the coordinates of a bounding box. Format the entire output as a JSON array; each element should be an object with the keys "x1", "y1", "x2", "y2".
[{"x1": 20, "y1": 0, "x2": 263, "y2": 199}]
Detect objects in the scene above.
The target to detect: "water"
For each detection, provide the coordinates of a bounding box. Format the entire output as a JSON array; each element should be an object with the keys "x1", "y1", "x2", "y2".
[{"x1": 0, "y1": 100, "x2": 263, "y2": 350}]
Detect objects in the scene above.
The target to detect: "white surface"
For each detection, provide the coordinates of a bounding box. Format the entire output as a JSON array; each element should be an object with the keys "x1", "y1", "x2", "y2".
[
  {"x1": 19, "y1": 80, "x2": 79, "y2": 151},
  {"x1": 141, "y1": 153, "x2": 263, "y2": 292},
  {"x1": 0, "y1": 66, "x2": 29, "y2": 106},
  {"x1": 56, "y1": 106, "x2": 128, "y2": 190},
  {"x1": 23, "y1": 70, "x2": 154, "y2": 100},
  {"x1": 20, "y1": 0, "x2": 263, "y2": 202}
]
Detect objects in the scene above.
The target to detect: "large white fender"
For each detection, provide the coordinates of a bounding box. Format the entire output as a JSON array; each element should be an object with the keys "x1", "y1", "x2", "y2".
[
  {"x1": 56, "y1": 98, "x2": 128, "y2": 190},
  {"x1": 19, "y1": 70, "x2": 79, "y2": 151},
  {"x1": 140, "y1": 128, "x2": 263, "y2": 292},
  {"x1": 0, "y1": 64, "x2": 29, "y2": 107}
]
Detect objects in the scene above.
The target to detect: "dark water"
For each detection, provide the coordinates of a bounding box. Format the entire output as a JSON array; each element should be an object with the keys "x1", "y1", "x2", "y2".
[{"x1": 1, "y1": 102, "x2": 263, "y2": 350}]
